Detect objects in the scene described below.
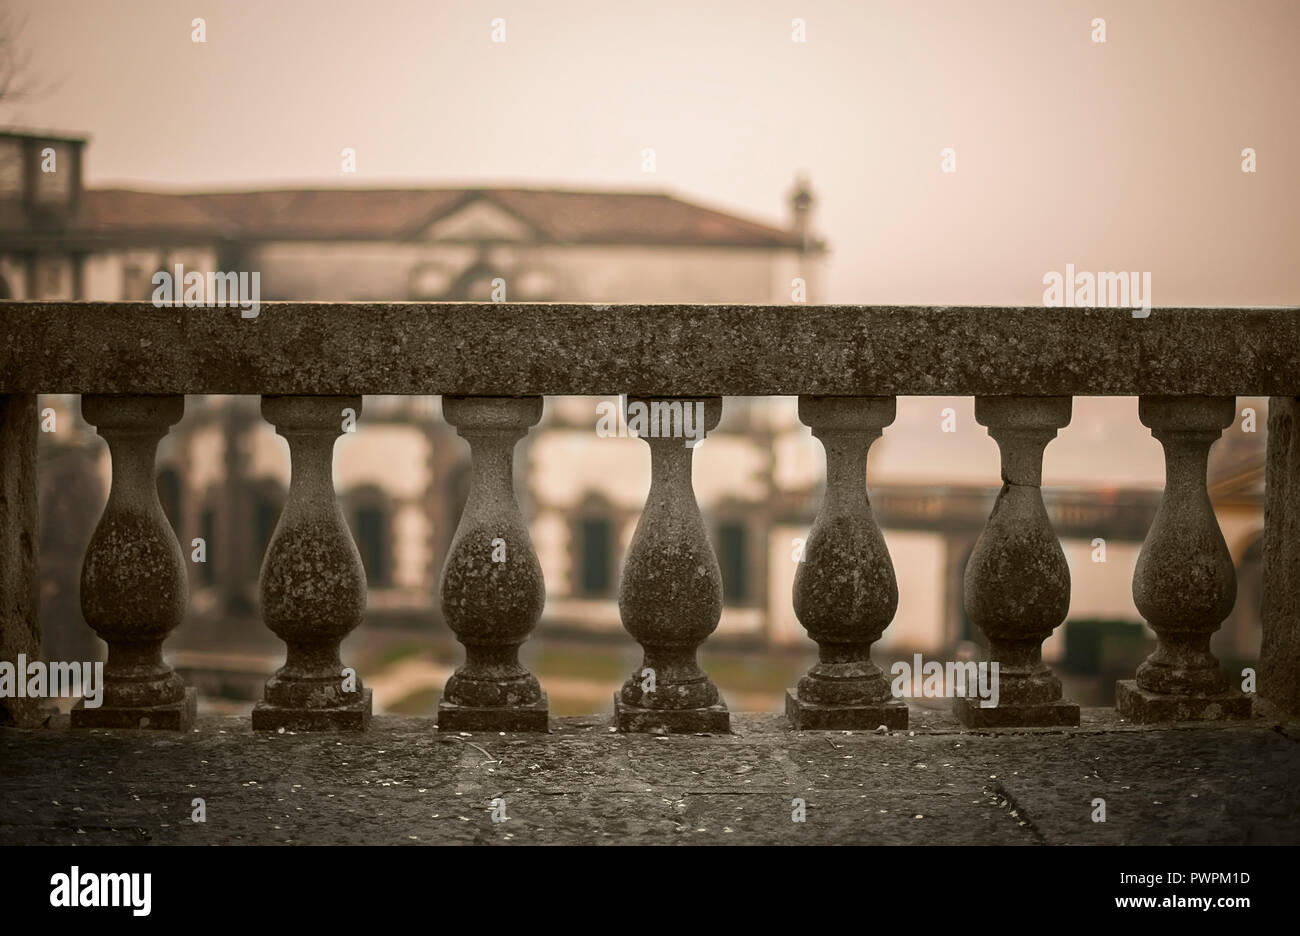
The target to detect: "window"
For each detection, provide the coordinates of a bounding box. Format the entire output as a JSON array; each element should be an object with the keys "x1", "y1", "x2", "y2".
[
  {"x1": 409, "y1": 263, "x2": 452, "y2": 300},
  {"x1": 450, "y1": 260, "x2": 499, "y2": 300},
  {"x1": 35, "y1": 255, "x2": 71, "y2": 299},
  {"x1": 123, "y1": 263, "x2": 151, "y2": 300},
  {"x1": 0, "y1": 139, "x2": 22, "y2": 197},
  {"x1": 578, "y1": 516, "x2": 613, "y2": 597},
  {"x1": 717, "y1": 521, "x2": 749, "y2": 604},
  {"x1": 514, "y1": 267, "x2": 556, "y2": 300},
  {"x1": 253, "y1": 496, "x2": 281, "y2": 568},
  {"x1": 199, "y1": 509, "x2": 217, "y2": 586},
  {"x1": 33, "y1": 143, "x2": 72, "y2": 204},
  {"x1": 354, "y1": 505, "x2": 390, "y2": 588},
  {"x1": 156, "y1": 468, "x2": 181, "y2": 533}
]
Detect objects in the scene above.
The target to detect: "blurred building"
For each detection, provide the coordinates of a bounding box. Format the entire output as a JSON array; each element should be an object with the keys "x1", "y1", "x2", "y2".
[{"x1": 3, "y1": 128, "x2": 1264, "y2": 676}]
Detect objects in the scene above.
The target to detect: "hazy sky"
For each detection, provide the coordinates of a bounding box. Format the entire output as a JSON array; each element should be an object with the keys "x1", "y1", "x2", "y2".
[{"x1": 9, "y1": 0, "x2": 1298, "y2": 304}]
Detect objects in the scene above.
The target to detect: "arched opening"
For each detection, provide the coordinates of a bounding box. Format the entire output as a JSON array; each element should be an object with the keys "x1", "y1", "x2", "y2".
[
  {"x1": 198, "y1": 506, "x2": 217, "y2": 587},
  {"x1": 249, "y1": 480, "x2": 286, "y2": 571},
  {"x1": 717, "y1": 519, "x2": 750, "y2": 606},
  {"x1": 444, "y1": 460, "x2": 472, "y2": 559},
  {"x1": 450, "y1": 260, "x2": 499, "y2": 301},
  {"x1": 156, "y1": 466, "x2": 182, "y2": 533},
  {"x1": 1215, "y1": 532, "x2": 1264, "y2": 666},
  {"x1": 956, "y1": 540, "x2": 979, "y2": 645},
  {"x1": 346, "y1": 485, "x2": 393, "y2": 589}
]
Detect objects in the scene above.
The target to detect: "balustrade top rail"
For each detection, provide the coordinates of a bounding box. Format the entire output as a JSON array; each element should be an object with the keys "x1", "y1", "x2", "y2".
[{"x1": 1, "y1": 301, "x2": 1297, "y2": 396}]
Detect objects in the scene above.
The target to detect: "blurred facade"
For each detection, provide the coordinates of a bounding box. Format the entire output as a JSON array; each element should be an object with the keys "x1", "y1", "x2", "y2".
[{"x1": 2, "y1": 128, "x2": 1264, "y2": 699}]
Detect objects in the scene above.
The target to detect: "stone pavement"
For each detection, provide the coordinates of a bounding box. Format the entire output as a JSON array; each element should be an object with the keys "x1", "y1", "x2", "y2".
[{"x1": 1, "y1": 708, "x2": 1296, "y2": 845}]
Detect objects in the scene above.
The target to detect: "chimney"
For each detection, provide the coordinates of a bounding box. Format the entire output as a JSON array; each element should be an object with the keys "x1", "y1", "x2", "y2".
[{"x1": 789, "y1": 173, "x2": 814, "y2": 252}]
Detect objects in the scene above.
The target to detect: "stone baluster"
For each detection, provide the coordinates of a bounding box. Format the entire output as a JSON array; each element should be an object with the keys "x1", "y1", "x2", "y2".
[
  {"x1": 437, "y1": 396, "x2": 548, "y2": 731},
  {"x1": 957, "y1": 396, "x2": 1078, "y2": 727},
  {"x1": 73, "y1": 395, "x2": 195, "y2": 730},
  {"x1": 1262, "y1": 395, "x2": 1300, "y2": 718},
  {"x1": 253, "y1": 395, "x2": 371, "y2": 731},
  {"x1": 787, "y1": 396, "x2": 906, "y2": 729},
  {"x1": 616, "y1": 396, "x2": 728, "y2": 733},
  {"x1": 1117, "y1": 395, "x2": 1251, "y2": 721}
]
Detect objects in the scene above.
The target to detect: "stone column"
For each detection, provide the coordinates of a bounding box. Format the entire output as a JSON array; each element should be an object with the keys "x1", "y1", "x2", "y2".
[
  {"x1": 957, "y1": 396, "x2": 1078, "y2": 726},
  {"x1": 1262, "y1": 396, "x2": 1300, "y2": 716},
  {"x1": 73, "y1": 395, "x2": 195, "y2": 730},
  {"x1": 616, "y1": 396, "x2": 728, "y2": 733},
  {"x1": 1118, "y1": 395, "x2": 1251, "y2": 721},
  {"x1": 253, "y1": 395, "x2": 371, "y2": 731},
  {"x1": 0, "y1": 393, "x2": 47, "y2": 727},
  {"x1": 786, "y1": 395, "x2": 905, "y2": 729},
  {"x1": 437, "y1": 395, "x2": 548, "y2": 732}
]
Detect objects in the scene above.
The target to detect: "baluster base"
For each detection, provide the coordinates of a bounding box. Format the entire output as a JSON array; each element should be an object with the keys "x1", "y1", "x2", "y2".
[
  {"x1": 71, "y1": 687, "x2": 196, "y2": 731},
  {"x1": 953, "y1": 696, "x2": 1079, "y2": 728},
  {"x1": 1115, "y1": 680, "x2": 1251, "y2": 723},
  {"x1": 614, "y1": 694, "x2": 729, "y2": 734},
  {"x1": 437, "y1": 693, "x2": 549, "y2": 732},
  {"x1": 785, "y1": 690, "x2": 907, "y2": 730},
  {"x1": 252, "y1": 688, "x2": 372, "y2": 732}
]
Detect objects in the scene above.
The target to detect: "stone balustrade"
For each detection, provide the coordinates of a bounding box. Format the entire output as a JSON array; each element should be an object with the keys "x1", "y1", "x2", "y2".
[{"x1": 1, "y1": 302, "x2": 1297, "y2": 732}]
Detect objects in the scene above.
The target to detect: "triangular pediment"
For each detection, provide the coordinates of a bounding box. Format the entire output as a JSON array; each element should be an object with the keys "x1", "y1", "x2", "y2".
[{"x1": 421, "y1": 197, "x2": 537, "y2": 242}]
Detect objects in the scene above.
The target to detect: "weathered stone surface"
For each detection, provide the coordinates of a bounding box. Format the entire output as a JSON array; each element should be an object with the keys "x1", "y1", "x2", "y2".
[
  {"x1": 614, "y1": 695, "x2": 730, "y2": 733},
  {"x1": 254, "y1": 395, "x2": 370, "y2": 731},
  {"x1": 251, "y1": 689, "x2": 371, "y2": 732},
  {"x1": 1262, "y1": 396, "x2": 1300, "y2": 716},
  {"x1": 70, "y1": 688, "x2": 196, "y2": 730},
  {"x1": 958, "y1": 396, "x2": 1078, "y2": 727},
  {"x1": 1, "y1": 711, "x2": 1297, "y2": 845},
  {"x1": 0, "y1": 393, "x2": 46, "y2": 727},
  {"x1": 1122, "y1": 396, "x2": 1248, "y2": 721},
  {"x1": 73, "y1": 395, "x2": 191, "y2": 730},
  {"x1": 2, "y1": 303, "x2": 1299, "y2": 396},
  {"x1": 953, "y1": 696, "x2": 1079, "y2": 728},
  {"x1": 1115, "y1": 681, "x2": 1253, "y2": 723},
  {"x1": 785, "y1": 690, "x2": 907, "y2": 730},
  {"x1": 437, "y1": 396, "x2": 548, "y2": 732},
  {"x1": 616, "y1": 397, "x2": 728, "y2": 733},
  {"x1": 437, "y1": 696, "x2": 549, "y2": 733},
  {"x1": 789, "y1": 396, "x2": 903, "y2": 728}
]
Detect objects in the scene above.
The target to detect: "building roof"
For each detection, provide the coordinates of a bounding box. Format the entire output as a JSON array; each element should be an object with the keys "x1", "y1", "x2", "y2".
[{"x1": 73, "y1": 186, "x2": 809, "y2": 249}]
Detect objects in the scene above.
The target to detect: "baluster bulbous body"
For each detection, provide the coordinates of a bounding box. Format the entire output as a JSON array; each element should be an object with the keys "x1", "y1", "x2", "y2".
[
  {"x1": 787, "y1": 395, "x2": 906, "y2": 729},
  {"x1": 957, "y1": 396, "x2": 1078, "y2": 726},
  {"x1": 1118, "y1": 396, "x2": 1251, "y2": 722},
  {"x1": 253, "y1": 395, "x2": 371, "y2": 731},
  {"x1": 73, "y1": 394, "x2": 195, "y2": 730},
  {"x1": 437, "y1": 395, "x2": 548, "y2": 732},
  {"x1": 615, "y1": 396, "x2": 728, "y2": 733}
]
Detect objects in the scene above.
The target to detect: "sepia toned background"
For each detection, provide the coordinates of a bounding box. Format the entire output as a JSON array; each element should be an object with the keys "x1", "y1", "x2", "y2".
[{"x1": 4, "y1": 0, "x2": 1296, "y2": 715}]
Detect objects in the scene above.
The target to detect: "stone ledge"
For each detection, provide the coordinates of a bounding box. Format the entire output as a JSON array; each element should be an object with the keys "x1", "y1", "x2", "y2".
[
  {"x1": 2, "y1": 303, "x2": 1298, "y2": 396},
  {"x1": 1, "y1": 709, "x2": 1296, "y2": 845}
]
